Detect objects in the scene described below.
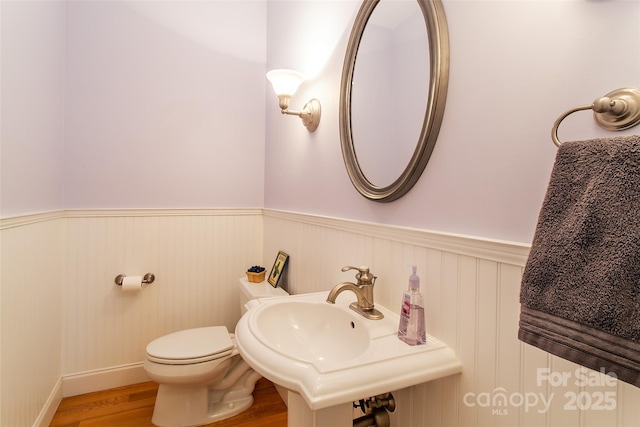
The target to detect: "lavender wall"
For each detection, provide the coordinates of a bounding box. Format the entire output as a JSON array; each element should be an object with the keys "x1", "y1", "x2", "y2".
[
  {"x1": 2, "y1": 1, "x2": 267, "y2": 218},
  {"x1": 1, "y1": 1, "x2": 66, "y2": 217},
  {"x1": 2, "y1": 0, "x2": 639, "y2": 239},
  {"x1": 64, "y1": 1, "x2": 267, "y2": 209},
  {"x1": 264, "y1": 0, "x2": 640, "y2": 244}
]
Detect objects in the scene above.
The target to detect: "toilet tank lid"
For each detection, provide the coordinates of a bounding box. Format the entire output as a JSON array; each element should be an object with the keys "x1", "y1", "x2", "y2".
[
  {"x1": 146, "y1": 326, "x2": 233, "y2": 360},
  {"x1": 238, "y1": 277, "x2": 289, "y2": 300}
]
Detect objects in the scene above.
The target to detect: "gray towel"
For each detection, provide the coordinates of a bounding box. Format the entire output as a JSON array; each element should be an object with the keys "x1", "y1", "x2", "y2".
[{"x1": 519, "y1": 135, "x2": 640, "y2": 388}]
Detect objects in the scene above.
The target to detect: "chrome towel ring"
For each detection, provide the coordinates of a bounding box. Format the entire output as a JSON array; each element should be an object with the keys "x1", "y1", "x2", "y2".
[{"x1": 551, "y1": 87, "x2": 640, "y2": 147}]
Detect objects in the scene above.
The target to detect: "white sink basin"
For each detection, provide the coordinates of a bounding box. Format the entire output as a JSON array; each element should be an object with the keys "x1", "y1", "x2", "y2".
[
  {"x1": 236, "y1": 292, "x2": 462, "y2": 410},
  {"x1": 253, "y1": 301, "x2": 370, "y2": 364}
]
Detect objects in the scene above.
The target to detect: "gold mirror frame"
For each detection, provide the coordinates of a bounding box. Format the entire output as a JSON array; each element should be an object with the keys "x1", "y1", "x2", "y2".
[{"x1": 339, "y1": 0, "x2": 450, "y2": 202}]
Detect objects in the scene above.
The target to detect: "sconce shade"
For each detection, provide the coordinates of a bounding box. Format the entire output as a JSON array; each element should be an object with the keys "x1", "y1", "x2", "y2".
[{"x1": 266, "y1": 69, "x2": 304, "y2": 96}]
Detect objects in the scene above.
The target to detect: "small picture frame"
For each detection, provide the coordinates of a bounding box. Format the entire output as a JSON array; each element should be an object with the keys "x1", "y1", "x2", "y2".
[{"x1": 268, "y1": 251, "x2": 289, "y2": 288}]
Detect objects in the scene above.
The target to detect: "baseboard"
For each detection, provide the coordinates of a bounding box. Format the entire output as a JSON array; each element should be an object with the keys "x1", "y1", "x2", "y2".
[
  {"x1": 62, "y1": 362, "x2": 150, "y2": 397},
  {"x1": 33, "y1": 378, "x2": 63, "y2": 427}
]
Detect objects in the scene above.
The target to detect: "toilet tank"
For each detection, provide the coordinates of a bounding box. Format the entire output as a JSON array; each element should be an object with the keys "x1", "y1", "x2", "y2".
[{"x1": 238, "y1": 277, "x2": 289, "y2": 315}]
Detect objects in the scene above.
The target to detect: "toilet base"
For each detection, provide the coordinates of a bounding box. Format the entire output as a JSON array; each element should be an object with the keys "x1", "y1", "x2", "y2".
[{"x1": 151, "y1": 367, "x2": 262, "y2": 427}]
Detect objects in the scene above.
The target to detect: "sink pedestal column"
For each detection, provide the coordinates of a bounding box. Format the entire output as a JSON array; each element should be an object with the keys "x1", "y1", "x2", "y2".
[{"x1": 287, "y1": 391, "x2": 352, "y2": 427}]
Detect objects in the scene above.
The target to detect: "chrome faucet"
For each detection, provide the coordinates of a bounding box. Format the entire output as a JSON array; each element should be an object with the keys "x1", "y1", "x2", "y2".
[{"x1": 326, "y1": 266, "x2": 384, "y2": 320}]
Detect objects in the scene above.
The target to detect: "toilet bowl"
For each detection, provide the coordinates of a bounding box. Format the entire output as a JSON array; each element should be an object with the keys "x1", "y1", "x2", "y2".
[{"x1": 144, "y1": 278, "x2": 288, "y2": 427}]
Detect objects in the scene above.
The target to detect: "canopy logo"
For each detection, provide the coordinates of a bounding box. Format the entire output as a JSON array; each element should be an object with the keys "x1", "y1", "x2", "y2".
[{"x1": 463, "y1": 388, "x2": 552, "y2": 415}]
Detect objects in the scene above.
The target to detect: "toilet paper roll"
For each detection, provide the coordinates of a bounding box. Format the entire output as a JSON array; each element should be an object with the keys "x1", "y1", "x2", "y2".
[{"x1": 122, "y1": 275, "x2": 142, "y2": 292}]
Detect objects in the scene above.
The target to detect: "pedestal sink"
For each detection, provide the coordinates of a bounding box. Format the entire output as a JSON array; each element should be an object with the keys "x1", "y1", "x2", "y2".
[{"x1": 235, "y1": 292, "x2": 462, "y2": 413}]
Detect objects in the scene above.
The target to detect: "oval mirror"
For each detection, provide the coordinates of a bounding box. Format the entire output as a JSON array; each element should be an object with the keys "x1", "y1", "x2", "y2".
[{"x1": 339, "y1": 0, "x2": 449, "y2": 202}]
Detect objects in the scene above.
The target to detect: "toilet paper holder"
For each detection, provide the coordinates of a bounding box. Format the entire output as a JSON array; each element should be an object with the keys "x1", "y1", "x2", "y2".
[{"x1": 114, "y1": 273, "x2": 155, "y2": 286}]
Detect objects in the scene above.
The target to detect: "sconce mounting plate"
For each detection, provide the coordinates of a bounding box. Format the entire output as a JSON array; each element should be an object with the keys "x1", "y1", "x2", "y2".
[{"x1": 302, "y1": 99, "x2": 321, "y2": 132}]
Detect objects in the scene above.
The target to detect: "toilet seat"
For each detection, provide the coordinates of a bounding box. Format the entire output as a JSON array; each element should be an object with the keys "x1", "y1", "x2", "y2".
[{"x1": 146, "y1": 326, "x2": 234, "y2": 365}]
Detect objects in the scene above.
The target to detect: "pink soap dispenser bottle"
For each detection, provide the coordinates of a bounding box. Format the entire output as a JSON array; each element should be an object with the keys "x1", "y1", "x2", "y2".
[{"x1": 397, "y1": 265, "x2": 426, "y2": 345}]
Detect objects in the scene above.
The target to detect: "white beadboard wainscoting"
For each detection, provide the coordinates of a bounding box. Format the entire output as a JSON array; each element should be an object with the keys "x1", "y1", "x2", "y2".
[
  {"x1": 2, "y1": 208, "x2": 640, "y2": 426},
  {"x1": 61, "y1": 209, "x2": 264, "y2": 390},
  {"x1": 1, "y1": 212, "x2": 65, "y2": 427},
  {"x1": 262, "y1": 209, "x2": 640, "y2": 427},
  {"x1": 1, "y1": 209, "x2": 264, "y2": 427}
]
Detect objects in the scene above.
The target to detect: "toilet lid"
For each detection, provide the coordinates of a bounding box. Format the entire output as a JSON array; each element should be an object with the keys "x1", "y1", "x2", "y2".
[{"x1": 146, "y1": 326, "x2": 234, "y2": 365}]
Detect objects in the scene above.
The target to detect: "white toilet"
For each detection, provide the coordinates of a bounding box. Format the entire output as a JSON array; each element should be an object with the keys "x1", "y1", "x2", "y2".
[{"x1": 144, "y1": 278, "x2": 288, "y2": 427}]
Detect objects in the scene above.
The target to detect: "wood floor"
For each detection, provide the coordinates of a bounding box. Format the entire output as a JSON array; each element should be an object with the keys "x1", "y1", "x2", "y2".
[{"x1": 50, "y1": 378, "x2": 287, "y2": 427}]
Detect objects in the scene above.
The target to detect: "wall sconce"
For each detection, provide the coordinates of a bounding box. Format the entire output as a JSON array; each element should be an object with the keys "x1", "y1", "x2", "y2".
[{"x1": 266, "y1": 69, "x2": 321, "y2": 132}]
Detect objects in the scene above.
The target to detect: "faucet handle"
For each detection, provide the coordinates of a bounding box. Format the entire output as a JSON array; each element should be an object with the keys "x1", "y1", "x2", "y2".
[{"x1": 341, "y1": 265, "x2": 376, "y2": 286}]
